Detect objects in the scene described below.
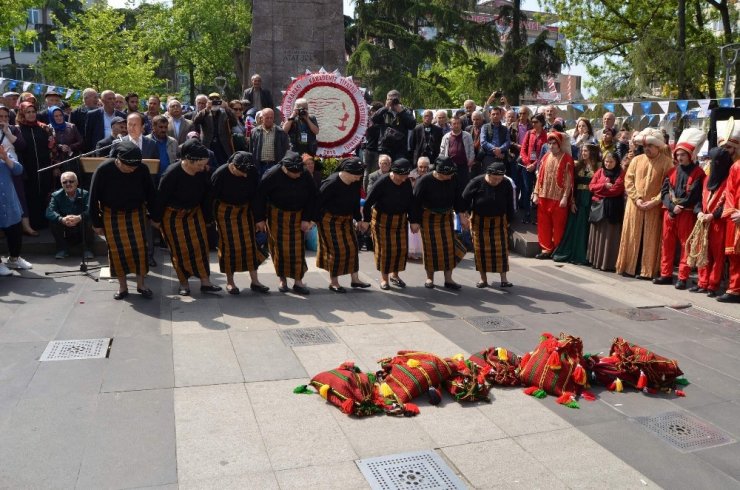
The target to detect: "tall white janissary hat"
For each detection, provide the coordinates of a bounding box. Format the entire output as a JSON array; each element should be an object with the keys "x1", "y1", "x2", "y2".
[
  {"x1": 672, "y1": 128, "x2": 707, "y2": 160},
  {"x1": 718, "y1": 117, "x2": 740, "y2": 150},
  {"x1": 635, "y1": 127, "x2": 666, "y2": 148}
]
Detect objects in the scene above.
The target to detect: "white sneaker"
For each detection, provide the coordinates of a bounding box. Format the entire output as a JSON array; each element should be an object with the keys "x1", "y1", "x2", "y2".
[
  {"x1": 0, "y1": 262, "x2": 11, "y2": 276},
  {"x1": 6, "y1": 257, "x2": 32, "y2": 270}
]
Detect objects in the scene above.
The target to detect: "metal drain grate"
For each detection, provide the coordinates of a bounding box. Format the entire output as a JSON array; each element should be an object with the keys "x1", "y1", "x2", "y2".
[
  {"x1": 356, "y1": 450, "x2": 466, "y2": 490},
  {"x1": 279, "y1": 327, "x2": 337, "y2": 347},
  {"x1": 464, "y1": 315, "x2": 524, "y2": 332},
  {"x1": 633, "y1": 411, "x2": 736, "y2": 453},
  {"x1": 39, "y1": 338, "x2": 112, "y2": 361},
  {"x1": 608, "y1": 308, "x2": 666, "y2": 321}
]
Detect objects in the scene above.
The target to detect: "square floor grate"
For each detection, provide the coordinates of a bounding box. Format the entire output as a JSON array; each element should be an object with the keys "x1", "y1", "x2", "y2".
[
  {"x1": 608, "y1": 308, "x2": 666, "y2": 322},
  {"x1": 464, "y1": 315, "x2": 524, "y2": 332},
  {"x1": 39, "y1": 338, "x2": 112, "y2": 361},
  {"x1": 633, "y1": 411, "x2": 736, "y2": 453},
  {"x1": 356, "y1": 450, "x2": 466, "y2": 490},
  {"x1": 279, "y1": 327, "x2": 337, "y2": 347}
]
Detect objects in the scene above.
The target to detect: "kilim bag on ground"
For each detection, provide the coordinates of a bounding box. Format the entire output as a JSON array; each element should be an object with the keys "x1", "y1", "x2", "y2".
[
  {"x1": 378, "y1": 351, "x2": 456, "y2": 406},
  {"x1": 469, "y1": 347, "x2": 522, "y2": 386},
  {"x1": 606, "y1": 337, "x2": 684, "y2": 391},
  {"x1": 445, "y1": 354, "x2": 492, "y2": 402},
  {"x1": 518, "y1": 332, "x2": 587, "y2": 399},
  {"x1": 303, "y1": 361, "x2": 384, "y2": 416}
]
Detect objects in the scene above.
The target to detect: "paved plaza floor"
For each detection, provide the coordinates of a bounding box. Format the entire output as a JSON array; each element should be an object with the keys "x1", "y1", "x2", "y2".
[{"x1": 1, "y1": 247, "x2": 739, "y2": 489}]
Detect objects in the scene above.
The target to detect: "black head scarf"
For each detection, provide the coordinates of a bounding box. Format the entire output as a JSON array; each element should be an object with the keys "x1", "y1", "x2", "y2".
[{"x1": 706, "y1": 146, "x2": 733, "y2": 191}]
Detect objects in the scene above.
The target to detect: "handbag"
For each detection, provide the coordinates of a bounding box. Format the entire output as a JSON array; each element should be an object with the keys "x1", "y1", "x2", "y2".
[{"x1": 588, "y1": 199, "x2": 605, "y2": 223}]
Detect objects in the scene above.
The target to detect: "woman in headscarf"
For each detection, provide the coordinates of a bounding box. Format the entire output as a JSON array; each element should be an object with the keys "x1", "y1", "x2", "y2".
[
  {"x1": 363, "y1": 158, "x2": 417, "y2": 290},
  {"x1": 48, "y1": 105, "x2": 83, "y2": 181},
  {"x1": 316, "y1": 156, "x2": 370, "y2": 293},
  {"x1": 413, "y1": 155, "x2": 467, "y2": 289},
  {"x1": 211, "y1": 151, "x2": 268, "y2": 295},
  {"x1": 553, "y1": 143, "x2": 600, "y2": 264},
  {"x1": 15, "y1": 101, "x2": 55, "y2": 231},
  {"x1": 254, "y1": 151, "x2": 317, "y2": 294},
  {"x1": 587, "y1": 150, "x2": 625, "y2": 271},
  {"x1": 151, "y1": 139, "x2": 222, "y2": 296},
  {"x1": 461, "y1": 160, "x2": 514, "y2": 288},
  {"x1": 690, "y1": 147, "x2": 733, "y2": 297}
]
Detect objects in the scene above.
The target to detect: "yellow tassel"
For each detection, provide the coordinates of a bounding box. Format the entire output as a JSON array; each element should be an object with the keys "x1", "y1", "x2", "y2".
[
  {"x1": 319, "y1": 384, "x2": 330, "y2": 399},
  {"x1": 380, "y1": 382, "x2": 394, "y2": 397},
  {"x1": 615, "y1": 378, "x2": 623, "y2": 393},
  {"x1": 497, "y1": 347, "x2": 509, "y2": 362},
  {"x1": 407, "y1": 359, "x2": 421, "y2": 368},
  {"x1": 452, "y1": 353, "x2": 465, "y2": 362}
]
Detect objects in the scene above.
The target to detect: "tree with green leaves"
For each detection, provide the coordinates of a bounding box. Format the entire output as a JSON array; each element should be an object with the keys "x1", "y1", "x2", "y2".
[
  {"x1": 38, "y1": 5, "x2": 161, "y2": 94},
  {"x1": 0, "y1": 0, "x2": 42, "y2": 66}
]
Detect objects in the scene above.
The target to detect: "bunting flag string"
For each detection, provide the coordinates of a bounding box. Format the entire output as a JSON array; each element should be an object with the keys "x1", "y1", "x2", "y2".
[{"x1": 0, "y1": 77, "x2": 82, "y2": 101}]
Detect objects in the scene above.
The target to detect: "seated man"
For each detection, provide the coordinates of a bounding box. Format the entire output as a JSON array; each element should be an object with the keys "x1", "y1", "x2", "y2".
[{"x1": 46, "y1": 172, "x2": 94, "y2": 259}]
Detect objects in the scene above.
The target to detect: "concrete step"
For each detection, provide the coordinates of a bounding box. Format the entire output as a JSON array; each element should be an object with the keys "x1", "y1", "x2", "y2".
[{"x1": 0, "y1": 228, "x2": 108, "y2": 257}]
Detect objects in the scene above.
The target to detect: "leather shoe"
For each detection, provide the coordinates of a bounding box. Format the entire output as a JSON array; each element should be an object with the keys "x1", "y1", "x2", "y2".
[
  {"x1": 379, "y1": 282, "x2": 390, "y2": 290},
  {"x1": 707, "y1": 290, "x2": 717, "y2": 298},
  {"x1": 444, "y1": 281, "x2": 462, "y2": 290},
  {"x1": 688, "y1": 285, "x2": 706, "y2": 293},
  {"x1": 250, "y1": 283, "x2": 270, "y2": 294},
  {"x1": 200, "y1": 284, "x2": 222, "y2": 293},
  {"x1": 148, "y1": 257, "x2": 157, "y2": 267},
  {"x1": 500, "y1": 281, "x2": 514, "y2": 288},
  {"x1": 652, "y1": 276, "x2": 673, "y2": 285},
  {"x1": 535, "y1": 252, "x2": 551, "y2": 260},
  {"x1": 292, "y1": 284, "x2": 310, "y2": 295},
  {"x1": 717, "y1": 293, "x2": 740, "y2": 303},
  {"x1": 675, "y1": 280, "x2": 687, "y2": 290},
  {"x1": 475, "y1": 281, "x2": 488, "y2": 288},
  {"x1": 389, "y1": 277, "x2": 406, "y2": 288},
  {"x1": 136, "y1": 287, "x2": 153, "y2": 299},
  {"x1": 178, "y1": 287, "x2": 190, "y2": 296},
  {"x1": 329, "y1": 285, "x2": 346, "y2": 293},
  {"x1": 278, "y1": 285, "x2": 289, "y2": 293},
  {"x1": 424, "y1": 281, "x2": 435, "y2": 289},
  {"x1": 350, "y1": 281, "x2": 371, "y2": 288},
  {"x1": 114, "y1": 290, "x2": 129, "y2": 300},
  {"x1": 226, "y1": 285, "x2": 240, "y2": 295}
]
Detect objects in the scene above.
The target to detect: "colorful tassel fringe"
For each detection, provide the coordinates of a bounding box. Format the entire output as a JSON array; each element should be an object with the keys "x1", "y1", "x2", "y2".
[
  {"x1": 573, "y1": 364, "x2": 586, "y2": 385},
  {"x1": 497, "y1": 347, "x2": 509, "y2": 362},
  {"x1": 293, "y1": 385, "x2": 313, "y2": 394},
  {"x1": 547, "y1": 350, "x2": 562, "y2": 369},
  {"x1": 556, "y1": 392, "x2": 580, "y2": 409},
  {"x1": 319, "y1": 384, "x2": 330, "y2": 399},
  {"x1": 341, "y1": 399, "x2": 355, "y2": 415},
  {"x1": 636, "y1": 370, "x2": 647, "y2": 389},
  {"x1": 608, "y1": 378, "x2": 624, "y2": 392}
]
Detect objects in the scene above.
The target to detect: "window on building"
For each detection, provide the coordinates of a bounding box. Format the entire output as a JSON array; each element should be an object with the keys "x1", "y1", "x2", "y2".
[{"x1": 28, "y1": 9, "x2": 41, "y2": 25}]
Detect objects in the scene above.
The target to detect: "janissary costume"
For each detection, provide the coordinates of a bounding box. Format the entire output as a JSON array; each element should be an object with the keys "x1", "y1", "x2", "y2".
[
  {"x1": 654, "y1": 128, "x2": 705, "y2": 288},
  {"x1": 717, "y1": 118, "x2": 740, "y2": 303},
  {"x1": 532, "y1": 131, "x2": 574, "y2": 257},
  {"x1": 691, "y1": 147, "x2": 732, "y2": 296},
  {"x1": 615, "y1": 128, "x2": 674, "y2": 278}
]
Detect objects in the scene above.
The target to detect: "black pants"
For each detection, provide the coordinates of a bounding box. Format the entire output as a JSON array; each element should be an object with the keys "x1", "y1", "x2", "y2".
[
  {"x1": 50, "y1": 219, "x2": 95, "y2": 252},
  {"x1": 2, "y1": 221, "x2": 23, "y2": 257}
]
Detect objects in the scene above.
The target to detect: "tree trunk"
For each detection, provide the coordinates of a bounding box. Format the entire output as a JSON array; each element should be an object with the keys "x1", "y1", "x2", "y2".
[
  {"x1": 696, "y1": 0, "x2": 717, "y2": 98},
  {"x1": 511, "y1": 0, "x2": 522, "y2": 51},
  {"x1": 706, "y1": 0, "x2": 737, "y2": 97},
  {"x1": 188, "y1": 62, "x2": 196, "y2": 104},
  {"x1": 677, "y1": 0, "x2": 687, "y2": 98}
]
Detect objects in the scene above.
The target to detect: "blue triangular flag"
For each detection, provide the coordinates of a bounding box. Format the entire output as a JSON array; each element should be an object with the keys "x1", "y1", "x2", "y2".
[
  {"x1": 7, "y1": 80, "x2": 17, "y2": 89},
  {"x1": 719, "y1": 98, "x2": 733, "y2": 108},
  {"x1": 572, "y1": 104, "x2": 585, "y2": 112},
  {"x1": 676, "y1": 100, "x2": 689, "y2": 112},
  {"x1": 33, "y1": 84, "x2": 43, "y2": 95},
  {"x1": 75, "y1": 90, "x2": 82, "y2": 99},
  {"x1": 641, "y1": 101, "x2": 652, "y2": 114},
  {"x1": 603, "y1": 103, "x2": 615, "y2": 113}
]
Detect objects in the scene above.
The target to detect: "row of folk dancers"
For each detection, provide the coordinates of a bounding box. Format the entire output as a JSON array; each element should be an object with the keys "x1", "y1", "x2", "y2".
[{"x1": 89, "y1": 139, "x2": 516, "y2": 299}]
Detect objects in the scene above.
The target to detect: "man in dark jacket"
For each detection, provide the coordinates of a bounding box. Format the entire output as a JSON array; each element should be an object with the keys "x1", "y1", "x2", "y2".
[
  {"x1": 192, "y1": 92, "x2": 237, "y2": 167},
  {"x1": 250, "y1": 108, "x2": 288, "y2": 176},
  {"x1": 480, "y1": 106, "x2": 511, "y2": 177},
  {"x1": 46, "y1": 171, "x2": 94, "y2": 259},
  {"x1": 371, "y1": 90, "x2": 416, "y2": 161},
  {"x1": 410, "y1": 109, "x2": 442, "y2": 165},
  {"x1": 242, "y1": 74, "x2": 274, "y2": 112},
  {"x1": 84, "y1": 90, "x2": 125, "y2": 152},
  {"x1": 283, "y1": 97, "x2": 320, "y2": 156},
  {"x1": 94, "y1": 116, "x2": 127, "y2": 156}
]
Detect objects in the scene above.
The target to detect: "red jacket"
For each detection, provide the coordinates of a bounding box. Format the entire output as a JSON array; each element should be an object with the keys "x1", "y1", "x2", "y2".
[
  {"x1": 519, "y1": 129, "x2": 548, "y2": 166},
  {"x1": 589, "y1": 167, "x2": 625, "y2": 201}
]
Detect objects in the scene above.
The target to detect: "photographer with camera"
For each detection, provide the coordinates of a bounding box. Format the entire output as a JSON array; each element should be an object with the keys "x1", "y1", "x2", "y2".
[
  {"x1": 411, "y1": 110, "x2": 442, "y2": 167},
  {"x1": 193, "y1": 92, "x2": 238, "y2": 167},
  {"x1": 372, "y1": 90, "x2": 416, "y2": 161},
  {"x1": 283, "y1": 98, "x2": 320, "y2": 156}
]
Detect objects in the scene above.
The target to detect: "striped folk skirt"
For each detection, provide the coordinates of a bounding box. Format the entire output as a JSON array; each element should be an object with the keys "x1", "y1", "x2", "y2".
[
  {"x1": 371, "y1": 208, "x2": 408, "y2": 274},
  {"x1": 161, "y1": 206, "x2": 211, "y2": 283},
  {"x1": 420, "y1": 209, "x2": 466, "y2": 273},
  {"x1": 317, "y1": 212, "x2": 359, "y2": 277},
  {"x1": 102, "y1": 206, "x2": 148, "y2": 278},
  {"x1": 214, "y1": 200, "x2": 266, "y2": 274},
  {"x1": 471, "y1": 214, "x2": 509, "y2": 273},
  {"x1": 267, "y1": 206, "x2": 308, "y2": 280}
]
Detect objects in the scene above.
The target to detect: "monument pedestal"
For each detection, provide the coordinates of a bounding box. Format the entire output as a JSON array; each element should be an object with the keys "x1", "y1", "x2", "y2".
[{"x1": 249, "y1": 0, "x2": 346, "y2": 106}]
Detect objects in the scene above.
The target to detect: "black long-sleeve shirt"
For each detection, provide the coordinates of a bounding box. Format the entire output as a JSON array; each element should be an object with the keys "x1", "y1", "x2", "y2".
[
  {"x1": 661, "y1": 163, "x2": 704, "y2": 217},
  {"x1": 210, "y1": 164, "x2": 259, "y2": 205},
  {"x1": 412, "y1": 173, "x2": 464, "y2": 221},
  {"x1": 318, "y1": 172, "x2": 362, "y2": 221},
  {"x1": 253, "y1": 165, "x2": 317, "y2": 222},
  {"x1": 151, "y1": 162, "x2": 212, "y2": 222},
  {"x1": 88, "y1": 159, "x2": 155, "y2": 228},
  {"x1": 362, "y1": 173, "x2": 415, "y2": 223},
  {"x1": 461, "y1": 175, "x2": 515, "y2": 221}
]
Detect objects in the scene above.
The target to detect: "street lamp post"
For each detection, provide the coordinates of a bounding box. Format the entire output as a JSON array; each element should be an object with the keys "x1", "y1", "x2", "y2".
[{"x1": 720, "y1": 43, "x2": 740, "y2": 98}]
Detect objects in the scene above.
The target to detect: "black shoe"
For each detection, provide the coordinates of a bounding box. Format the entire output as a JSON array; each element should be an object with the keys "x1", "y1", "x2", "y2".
[
  {"x1": 652, "y1": 276, "x2": 673, "y2": 285},
  {"x1": 717, "y1": 293, "x2": 740, "y2": 303},
  {"x1": 380, "y1": 282, "x2": 390, "y2": 291},
  {"x1": 114, "y1": 290, "x2": 129, "y2": 300},
  {"x1": 200, "y1": 284, "x2": 222, "y2": 293},
  {"x1": 136, "y1": 287, "x2": 153, "y2": 299},
  {"x1": 688, "y1": 285, "x2": 706, "y2": 293},
  {"x1": 250, "y1": 283, "x2": 270, "y2": 294},
  {"x1": 351, "y1": 281, "x2": 371, "y2": 288},
  {"x1": 535, "y1": 252, "x2": 551, "y2": 260},
  {"x1": 635, "y1": 275, "x2": 652, "y2": 281},
  {"x1": 522, "y1": 216, "x2": 530, "y2": 224},
  {"x1": 444, "y1": 281, "x2": 462, "y2": 290},
  {"x1": 178, "y1": 287, "x2": 190, "y2": 296},
  {"x1": 329, "y1": 285, "x2": 346, "y2": 293},
  {"x1": 148, "y1": 257, "x2": 157, "y2": 267},
  {"x1": 278, "y1": 285, "x2": 289, "y2": 293},
  {"x1": 424, "y1": 281, "x2": 435, "y2": 289},
  {"x1": 226, "y1": 285, "x2": 240, "y2": 295},
  {"x1": 500, "y1": 281, "x2": 514, "y2": 288},
  {"x1": 389, "y1": 277, "x2": 406, "y2": 288},
  {"x1": 675, "y1": 280, "x2": 687, "y2": 290},
  {"x1": 707, "y1": 290, "x2": 717, "y2": 298},
  {"x1": 620, "y1": 272, "x2": 635, "y2": 278},
  {"x1": 292, "y1": 284, "x2": 310, "y2": 295},
  {"x1": 475, "y1": 281, "x2": 488, "y2": 288}
]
